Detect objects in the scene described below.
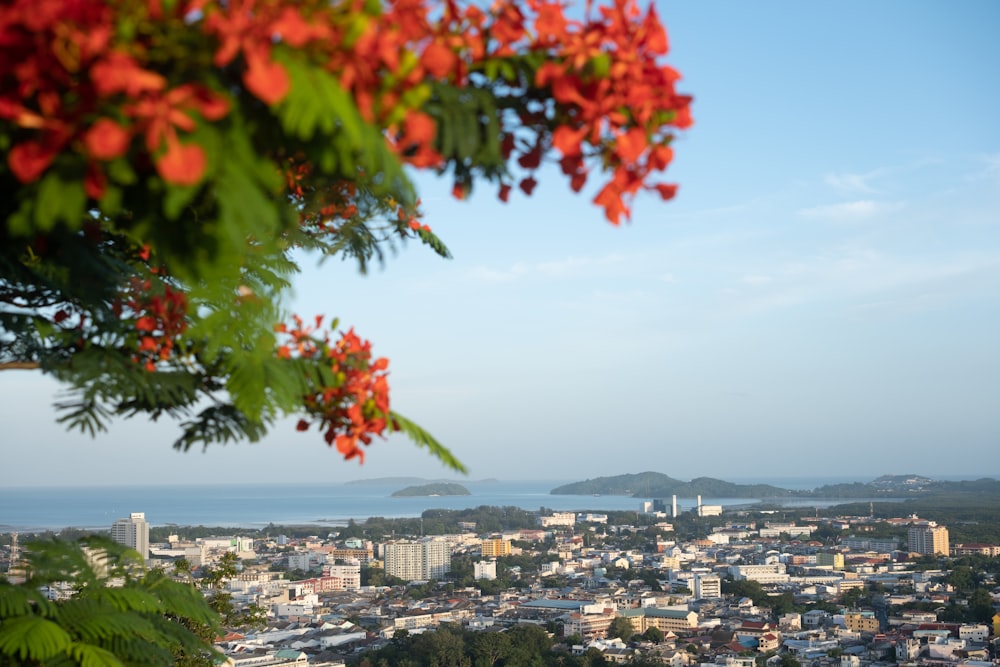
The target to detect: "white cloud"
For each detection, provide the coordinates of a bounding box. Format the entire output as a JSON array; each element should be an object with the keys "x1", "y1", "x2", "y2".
[
  {"x1": 467, "y1": 253, "x2": 626, "y2": 283},
  {"x1": 740, "y1": 274, "x2": 772, "y2": 285},
  {"x1": 825, "y1": 171, "x2": 880, "y2": 194},
  {"x1": 975, "y1": 153, "x2": 1000, "y2": 181},
  {"x1": 797, "y1": 200, "x2": 903, "y2": 221},
  {"x1": 720, "y1": 248, "x2": 1000, "y2": 318}
]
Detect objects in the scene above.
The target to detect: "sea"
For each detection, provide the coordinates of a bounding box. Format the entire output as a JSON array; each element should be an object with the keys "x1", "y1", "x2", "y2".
[{"x1": 0, "y1": 476, "x2": 901, "y2": 532}]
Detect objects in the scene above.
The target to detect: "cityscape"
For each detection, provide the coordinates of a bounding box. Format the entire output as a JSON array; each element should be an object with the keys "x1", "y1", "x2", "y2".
[
  {"x1": 1, "y1": 1, "x2": 997, "y2": 666},
  {"x1": 3, "y1": 491, "x2": 999, "y2": 667}
]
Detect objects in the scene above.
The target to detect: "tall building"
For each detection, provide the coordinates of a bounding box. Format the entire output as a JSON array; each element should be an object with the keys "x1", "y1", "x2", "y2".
[
  {"x1": 693, "y1": 574, "x2": 722, "y2": 599},
  {"x1": 111, "y1": 512, "x2": 149, "y2": 560},
  {"x1": 481, "y1": 538, "x2": 511, "y2": 558},
  {"x1": 382, "y1": 538, "x2": 451, "y2": 581},
  {"x1": 908, "y1": 522, "x2": 949, "y2": 556}
]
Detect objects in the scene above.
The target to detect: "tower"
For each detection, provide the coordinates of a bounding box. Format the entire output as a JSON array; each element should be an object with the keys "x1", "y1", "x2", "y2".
[
  {"x1": 111, "y1": 512, "x2": 150, "y2": 561},
  {"x1": 382, "y1": 538, "x2": 451, "y2": 581},
  {"x1": 907, "y1": 522, "x2": 949, "y2": 557}
]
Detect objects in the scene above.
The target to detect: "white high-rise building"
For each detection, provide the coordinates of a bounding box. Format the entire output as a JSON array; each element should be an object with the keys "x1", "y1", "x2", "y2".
[
  {"x1": 693, "y1": 574, "x2": 722, "y2": 599},
  {"x1": 111, "y1": 512, "x2": 149, "y2": 561},
  {"x1": 382, "y1": 538, "x2": 451, "y2": 581}
]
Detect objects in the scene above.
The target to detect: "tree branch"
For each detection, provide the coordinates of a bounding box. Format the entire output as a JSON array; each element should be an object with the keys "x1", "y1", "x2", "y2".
[{"x1": 0, "y1": 361, "x2": 41, "y2": 370}]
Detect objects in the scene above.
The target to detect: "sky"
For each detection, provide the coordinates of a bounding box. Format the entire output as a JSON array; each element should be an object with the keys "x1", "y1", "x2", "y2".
[{"x1": 1, "y1": 2, "x2": 998, "y2": 487}]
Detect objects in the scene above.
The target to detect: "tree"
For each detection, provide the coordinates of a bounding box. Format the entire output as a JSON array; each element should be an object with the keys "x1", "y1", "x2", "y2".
[
  {"x1": 1, "y1": 2, "x2": 690, "y2": 664},
  {"x1": 470, "y1": 630, "x2": 510, "y2": 667},
  {"x1": 0, "y1": 0, "x2": 691, "y2": 468},
  {"x1": 606, "y1": 615, "x2": 635, "y2": 641},
  {"x1": 0, "y1": 537, "x2": 220, "y2": 665},
  {"x1": 642, "y1": 626, "x2": 664, "y2": 643},
  {"x1": 779, "y1": 653, "x2": 801, "y2": 667},
  {"x1": 197, "y1": 552, "x2": 266, "y2": 635}
]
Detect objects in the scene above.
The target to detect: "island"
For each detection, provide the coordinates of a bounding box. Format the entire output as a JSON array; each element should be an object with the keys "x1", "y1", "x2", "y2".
[
  {"x1": 550, "y1": 471, "x2": 1000, "y2": 500},
  {"x1": 391, "y1": 483, "x2": 471, "y2": 497},
  {"x1": 550, "y1": 472, "x2": 792, "y2": 498}
]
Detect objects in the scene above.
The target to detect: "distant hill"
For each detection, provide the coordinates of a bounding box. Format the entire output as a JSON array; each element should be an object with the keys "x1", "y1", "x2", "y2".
[
  {"x1": 550, "y1": 472, "x2": 1000, "y2": 500},
  {"x1": 810, "y1": 476, "x2": 1000, "y2": 498},
  {"x1": 391, "y1": 483, "x2": 471, "y2": 497},
  {"x1": 549, "y1": 472, "x2": 793, "y2": 498}
]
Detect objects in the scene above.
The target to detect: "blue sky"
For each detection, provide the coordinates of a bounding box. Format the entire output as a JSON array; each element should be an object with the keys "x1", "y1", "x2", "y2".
[{"x1": 2, "y1": 1, "x2": 998, "y2": 487}]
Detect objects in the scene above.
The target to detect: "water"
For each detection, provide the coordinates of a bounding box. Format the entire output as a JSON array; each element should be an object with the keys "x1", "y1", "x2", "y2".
[{"x1": 0, "y1": 478, "x2": 894, "y2": 532}]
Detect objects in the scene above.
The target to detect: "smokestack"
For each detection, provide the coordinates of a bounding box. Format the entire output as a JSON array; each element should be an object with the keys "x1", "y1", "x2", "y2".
[{"x1": 672, "y1": 495, "x2": 677, "y2": 518}]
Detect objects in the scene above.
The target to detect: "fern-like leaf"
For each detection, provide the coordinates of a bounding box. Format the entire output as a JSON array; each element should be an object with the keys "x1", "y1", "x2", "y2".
[
  {"x1": 390, "y1": 411, "x2": 466, "y2": 473},
  {"x1": 0, "y1": 616, "x2": 73, "y2": 661},
  {"x1": 69, "y1": 642, "x2": 126, "y2": 667}
]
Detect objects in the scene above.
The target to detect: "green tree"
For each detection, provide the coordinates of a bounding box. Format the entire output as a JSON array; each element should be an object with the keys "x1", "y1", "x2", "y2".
[
  {"x1": 606, "y1": 616, "x2": 635, "y2": 641},
  {"x1": 1, "y1": 0, "x2": 689, "y2": 468},
  {"x1": 642, "y1": 626, "x2": 664, "y2": 643},
  {"x1": 967, "y1": 588, "x2": 995, "y2": 623},
  {"x1": 0, "y1": 538, "x2": 219, "y2": 666},
  {"x1": 470, "y1": 631, "x2": 510, "y2": 667},
  {"x1": 504, "y1": 624, "x2": 553, "y2": 667},
  {"x1": 197, "y1": 552, "x2": 266, "y2": 634}
]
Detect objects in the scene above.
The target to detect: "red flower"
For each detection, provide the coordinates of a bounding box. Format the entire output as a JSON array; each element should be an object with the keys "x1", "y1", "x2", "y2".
[
  {"x1": 243, "y1": 47, "x2": 290, "y2": 105},
  {"x1": 8, "y1": 141, "x2": 58, "y2": 183},
  {"x1": 156, "y1": 138, "x2": 207, "y2": 186},
  {"x1": 84, "y1": 118, "x2": 131, "y2": 161}
]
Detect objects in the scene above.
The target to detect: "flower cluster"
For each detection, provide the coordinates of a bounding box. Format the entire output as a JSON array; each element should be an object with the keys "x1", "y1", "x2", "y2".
[
  {"x1": 0, "y1": 1, "x2": 230, "y2": 192},
  {"x1": 2, "y1": 0, "x2": 690, "y2": 462},
  {"x1": 2, "y1": 0, "x2": 690, "y2": 222},
  {"x1": 117, "y1": 278, "x2": 189, "y2": 372},
  {"x1": 276, "y1": 316, "x2": 391, "y2": 463}
]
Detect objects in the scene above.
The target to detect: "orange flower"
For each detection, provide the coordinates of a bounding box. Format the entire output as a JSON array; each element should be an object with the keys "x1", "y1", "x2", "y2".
[
  {"x1": 243, "y1": 47, "x2": 290, "y2": 105},
  {"x1": 156, "y1": 138, "x2": 207, "y2": 186},
  {"x1": 8, "y1": 140, "x2": 58, "y2": 183},
  {"x1": 421, "y1": 41, "x2": 457, "y2": 79},
  {"x1": 84, "y1": 118, "x2": 130, "y2": 160}
]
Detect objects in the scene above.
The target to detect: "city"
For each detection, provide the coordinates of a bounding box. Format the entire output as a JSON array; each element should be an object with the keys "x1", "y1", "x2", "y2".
[{"x1": 5, "y1": 499, "x2": 997, "y2": 667}]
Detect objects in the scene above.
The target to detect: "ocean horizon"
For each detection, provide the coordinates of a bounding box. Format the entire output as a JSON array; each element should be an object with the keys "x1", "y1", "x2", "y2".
[{"x1": 3, "y1": 474, "x2": 980, "y2": 532}]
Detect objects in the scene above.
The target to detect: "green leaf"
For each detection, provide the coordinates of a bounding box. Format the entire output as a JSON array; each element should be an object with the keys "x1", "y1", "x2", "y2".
[
  {"x1": 0, "y1": 616, "x2": 73, "y2": 661},
  {"x1": 162, "y1": 183, "x2": 200, "y2": 220},
  {"x1": 390, "y1": 411, "x2": 466, "y2": 473},
  {"x1": 106, "y1": 158, "x2": 137, "y2": 185},
  {"x1": 70, "y1": 642, "x2": 126, "y2": 667},
  {"x1": 34, "y1": 171, "x2": 86, "y2": 232}
]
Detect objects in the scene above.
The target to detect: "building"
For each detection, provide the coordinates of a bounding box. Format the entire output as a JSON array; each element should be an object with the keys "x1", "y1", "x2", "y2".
[
  {"x1": 619, "y1": 607, "x2": 699, "y2": 635},
  {"x1": 481, "y1": 538, "x2": 511, "y2": 558},
  {"x1": 474, "y1": 560, "x2": 497, "y2": 580},
  {"x1": 815, "y1": 552, "x2": 845, "y2": 569},
  {"x1": 727, "y1": 563, "x2": 790, "y2": 584},
  {"x1": 382, "y1": 538, "x2": 451, "y2": 581},
  {"x1": 843, "y1": 611, "x2": 879, "y2": 633},
  {"x1": 908, "y1": 523, "x2": 949, "y2": 556},
  {"x1": 539, "y1": 512, "x2": 576, "y2": 528},
  {"x1": 693, "y1": 574, "x2": 722, "y2": 599},
  {"x1": 323, "y1": 564, "x2": 361, "y2": 590},
  {"x1": 111, "y1": 512, "x2": 149, "y2": 561}
]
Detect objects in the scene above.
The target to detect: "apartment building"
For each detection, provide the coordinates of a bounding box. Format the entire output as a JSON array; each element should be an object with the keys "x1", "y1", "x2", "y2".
[
  {"x1": 480, "y1": 538, "x2": 511, "y2": 558},
  {"x1": 907, "y1": 523, "x2": 949, "y2": 557},
  {"x1": 382, "y1": 538, "x2": 451, "y2": 581},
  {"x1": 693, "y1": 574, "x2": 722, "y2": 599},
  {"x1": 111, "y1": 512, "x2": 149, "y2": 561}
]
